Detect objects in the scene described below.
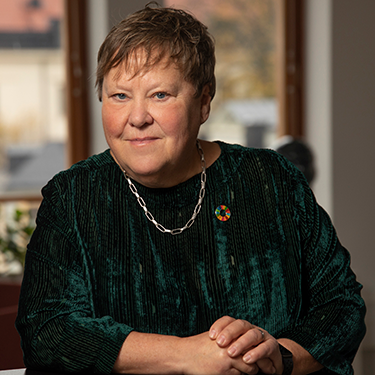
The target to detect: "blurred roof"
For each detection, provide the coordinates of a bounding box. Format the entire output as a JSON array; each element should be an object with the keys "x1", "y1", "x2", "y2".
[
  {"x1": 0, "y1": 0, "x2": 63, "y2": 33},
  {"x1": 0, "y1": 0, "x2": 63, "y2": 48}
]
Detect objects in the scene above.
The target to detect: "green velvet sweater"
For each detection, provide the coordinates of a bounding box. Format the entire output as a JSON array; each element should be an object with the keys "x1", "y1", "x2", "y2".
[{"x1": 16, "y1": 142, "x2": 366, "y2": 374}]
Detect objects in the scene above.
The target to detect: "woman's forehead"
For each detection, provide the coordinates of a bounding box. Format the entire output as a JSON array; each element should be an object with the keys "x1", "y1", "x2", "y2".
[{"x1": 108, "y1": 51, "x2": 179, "y2": 82}]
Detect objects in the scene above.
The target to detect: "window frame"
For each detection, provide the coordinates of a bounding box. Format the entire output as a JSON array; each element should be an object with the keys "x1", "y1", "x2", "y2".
[
  {"x1": 276, "y1": 0, "x2": 305, "y2": 138},
  {"x1": 65, "y1": 0, "x2": 90, "y2": 166}
]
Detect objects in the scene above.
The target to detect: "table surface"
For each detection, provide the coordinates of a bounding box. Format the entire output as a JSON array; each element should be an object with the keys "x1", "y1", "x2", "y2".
[{"x1": 0, "y1": 370, "x2": 66, "y2": 375}]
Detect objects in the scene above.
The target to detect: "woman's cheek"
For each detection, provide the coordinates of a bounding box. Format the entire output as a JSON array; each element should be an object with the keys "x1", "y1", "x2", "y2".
[{"x1": 102, "y1": 107, "x2": 126, "y2": 137}]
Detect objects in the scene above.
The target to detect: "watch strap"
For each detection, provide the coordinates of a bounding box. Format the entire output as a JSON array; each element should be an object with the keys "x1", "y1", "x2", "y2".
[{"x1": 279, "y1": 343, "x2": 293, "y2": 375}]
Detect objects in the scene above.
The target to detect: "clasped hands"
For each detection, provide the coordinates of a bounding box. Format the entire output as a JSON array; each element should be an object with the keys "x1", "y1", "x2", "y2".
[{"x1": 185, "y1": 315, "x2": 283, "y2": 375}]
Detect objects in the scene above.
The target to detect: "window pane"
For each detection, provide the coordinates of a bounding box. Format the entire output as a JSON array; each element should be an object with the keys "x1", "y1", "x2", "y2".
[
  {"x1": 164, "y1": 0, "x2": 278, "y2": 148},
  {"x1": 0, "y1": 0, "x2": 66, "y2": 199}
]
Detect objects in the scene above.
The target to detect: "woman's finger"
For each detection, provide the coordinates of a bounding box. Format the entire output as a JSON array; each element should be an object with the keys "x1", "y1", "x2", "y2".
[
  {"x1": 208, "y1": 315, "x2": 236, "y2": 340},
  {"x1": 227, "y1": 328, "x2": 264, "y2": 357},
  {"x1": 253, "y1": 358, "x2": 276, "y2": 375},
  {"x1": 214, "y1": 319, "x2": 255, "y2": 347},
  {"x1": 242, "y1": 337, "x2": 283, "y2": 374},
  {"x1": 231, "y1": 357, "x2": 260, "y2": 375}
]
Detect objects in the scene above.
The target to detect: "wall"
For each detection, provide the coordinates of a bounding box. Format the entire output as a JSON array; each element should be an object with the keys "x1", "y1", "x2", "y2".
[
  {"x1": 304, "y1": 0, "x2": 332, "y2": 213},
  {"x1": 305, "y1": 0, "x2": 375, "y2": 373}
]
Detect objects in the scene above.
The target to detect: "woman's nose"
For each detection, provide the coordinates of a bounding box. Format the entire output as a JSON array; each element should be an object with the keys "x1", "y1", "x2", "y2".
[{"x1": 128, "y1": 100, "x2": 152, "y2": 128}]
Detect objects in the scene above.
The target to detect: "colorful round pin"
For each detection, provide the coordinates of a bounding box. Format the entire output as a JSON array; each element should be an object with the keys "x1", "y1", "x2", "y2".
[{"x1": 215, "y1": 205, "x2": 231, "y2": 221}]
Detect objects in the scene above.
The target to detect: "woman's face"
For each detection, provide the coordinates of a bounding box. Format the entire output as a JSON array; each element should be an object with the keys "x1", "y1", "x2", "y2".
[{"x1": 101, "y1": 55, "x2": 211, "y2": 188}]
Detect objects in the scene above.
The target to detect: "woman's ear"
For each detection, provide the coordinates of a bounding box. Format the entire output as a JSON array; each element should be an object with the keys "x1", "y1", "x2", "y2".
[{"x1": 200, "y1": 85, "x2": 212, "y2": 124}]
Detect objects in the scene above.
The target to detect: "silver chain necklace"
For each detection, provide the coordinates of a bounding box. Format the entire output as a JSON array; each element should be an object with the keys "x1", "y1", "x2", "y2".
[{"x1": 122, "y1": 140, "x2": 206, "y2": 235}]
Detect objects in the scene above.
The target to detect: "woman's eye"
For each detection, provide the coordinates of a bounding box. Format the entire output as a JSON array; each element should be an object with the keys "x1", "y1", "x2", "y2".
[
  {"x1": 155, "y1": 92, "x2": 167, "y2": 99},
  {"x1": 115, "y1": 93, "x2": 127, "y2": 100}
]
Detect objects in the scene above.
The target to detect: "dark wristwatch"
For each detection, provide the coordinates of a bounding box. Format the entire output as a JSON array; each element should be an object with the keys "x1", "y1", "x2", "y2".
[{"x1": 279, "y1": 344, "x2": 293, "y2": 375}]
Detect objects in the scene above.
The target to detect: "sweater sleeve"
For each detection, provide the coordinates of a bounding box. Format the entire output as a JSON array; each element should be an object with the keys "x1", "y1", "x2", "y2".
[
  {"x1": 278, "y1": 166, "x2": 366, "y2": 375},
  {"x1": 16, "y1": 176, "x2": 133, "y2": 374}
]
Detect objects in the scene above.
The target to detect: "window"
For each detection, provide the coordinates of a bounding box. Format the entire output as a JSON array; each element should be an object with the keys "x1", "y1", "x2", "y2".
[
  {"x1": 0, "y1": 0, "x2": 66, "y2": 200},
  {"x1": 0, "y1": 0, "x2": 67, "y2": 274},
  {"x1": 0, "y1": 0, "x2": 303, "y2": 199}
]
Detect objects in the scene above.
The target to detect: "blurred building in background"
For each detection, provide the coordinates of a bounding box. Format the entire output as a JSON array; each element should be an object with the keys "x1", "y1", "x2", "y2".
[{"x1": 0, "y1": 0, "x2": 66, "y2": 198}]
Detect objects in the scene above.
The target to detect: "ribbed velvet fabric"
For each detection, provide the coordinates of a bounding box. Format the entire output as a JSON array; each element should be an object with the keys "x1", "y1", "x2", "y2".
[{"x1": 16, "y1": 142, "x2": 365, "y2": 374}]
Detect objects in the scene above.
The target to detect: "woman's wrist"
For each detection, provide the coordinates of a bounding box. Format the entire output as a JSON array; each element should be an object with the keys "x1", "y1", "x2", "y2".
[
  {"x1": 277, "y1": 338, "x2": 324, "y2": 375},
  {"x1": 113, "y1": 332, "x2": 184, "y2": 374}
]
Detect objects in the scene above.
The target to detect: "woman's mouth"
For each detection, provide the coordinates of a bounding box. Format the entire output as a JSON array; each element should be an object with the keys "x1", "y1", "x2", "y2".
[{"x1": 128, "y1": 137, "x2": 159, "y2": 146}]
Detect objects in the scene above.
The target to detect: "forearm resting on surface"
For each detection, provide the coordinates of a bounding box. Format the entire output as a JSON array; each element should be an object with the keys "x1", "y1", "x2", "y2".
[{"x1": 277, "y1": 338, "x2": 324, "y2": 375}]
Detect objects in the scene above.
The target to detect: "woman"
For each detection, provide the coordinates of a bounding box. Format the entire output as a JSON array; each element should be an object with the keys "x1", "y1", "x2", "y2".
[{"x1": 16, "y1": 4, "x2": 365, "y2": 375}]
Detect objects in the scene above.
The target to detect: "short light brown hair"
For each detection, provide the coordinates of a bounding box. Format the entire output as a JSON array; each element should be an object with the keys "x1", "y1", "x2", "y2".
[{"x1": 95, "y1": 2, "x2": 216, "y2": 101}]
